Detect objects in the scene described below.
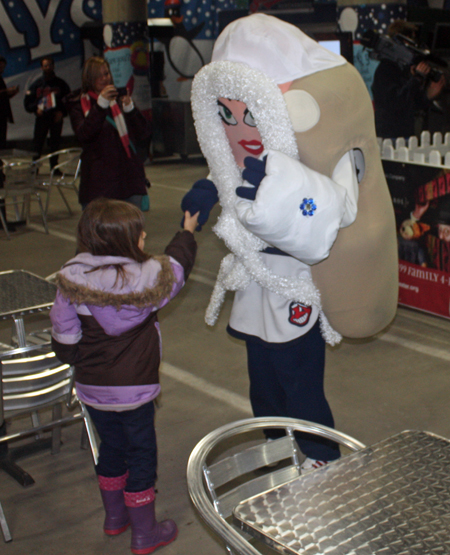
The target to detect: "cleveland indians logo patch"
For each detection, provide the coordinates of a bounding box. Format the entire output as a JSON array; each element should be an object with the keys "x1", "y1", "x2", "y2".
[{"x1": 288, "y1": 302, "x2": 312, "y2": 327}]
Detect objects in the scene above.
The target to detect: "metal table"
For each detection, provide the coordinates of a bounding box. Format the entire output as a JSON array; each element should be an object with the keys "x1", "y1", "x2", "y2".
[
  {"x1": 0, "y1": 269, "x2": 56, "y2": 348},
  {"x1": 0, "y1": 149, "x2": 36, "y2": 162},
  {"x1": 0, "y1": 270, "x2": 57, "y2": 487},
  {"x1": 234, "y1": 430, "x2": 450, "y2": 555}
]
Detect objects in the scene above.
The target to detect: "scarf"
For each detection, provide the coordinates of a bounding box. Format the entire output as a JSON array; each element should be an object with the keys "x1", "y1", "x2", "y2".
[{"x1": 81, "y1": 91, "x2": 132, "y2": 158}]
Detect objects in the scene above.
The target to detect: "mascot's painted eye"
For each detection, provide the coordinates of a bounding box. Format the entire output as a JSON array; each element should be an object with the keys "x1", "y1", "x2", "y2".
[
  {"x1": 218, "y1": 101, "x2": 238, "y2": 126},
  {"x1": 243, "y1": 109, "x2": 257, "y2": 127}
]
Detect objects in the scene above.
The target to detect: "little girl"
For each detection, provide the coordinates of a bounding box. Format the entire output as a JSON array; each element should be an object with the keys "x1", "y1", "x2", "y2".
[{"x1": 50, "y1": 198, "x2": 198, "y2": 555}]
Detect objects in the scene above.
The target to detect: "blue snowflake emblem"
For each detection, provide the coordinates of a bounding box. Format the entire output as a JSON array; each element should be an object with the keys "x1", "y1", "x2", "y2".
[{"x1": 300, "y1": 198, "x2": 317, "y2": 216}]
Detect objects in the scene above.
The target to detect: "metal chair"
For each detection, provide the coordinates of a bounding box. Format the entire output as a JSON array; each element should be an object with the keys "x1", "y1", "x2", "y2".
[
  {"x1": 186, "y1": 417, "x2": 366, "y2": 555},
  {"x1": 0, "y1": 343, "x2": 98, "y2": 541},
  {"x1": 0, "y1": 498, "x2": 12, "y2": 543},
  {"x1": 33, "y1": 148, "x2": 82, "y2": 216},
  {"x1": 0, "y1": 159, "x2": 48, "y2": 239}
]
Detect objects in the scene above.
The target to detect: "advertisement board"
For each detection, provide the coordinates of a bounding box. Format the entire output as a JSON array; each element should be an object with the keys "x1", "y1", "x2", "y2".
[{"x1": 383, "y1": 159, "x2": 450, "y2": 320}]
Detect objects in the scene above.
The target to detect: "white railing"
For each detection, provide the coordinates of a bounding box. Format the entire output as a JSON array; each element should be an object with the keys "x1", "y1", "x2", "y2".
[{"x1": 379, "y1": 131, "x2": 450, "y2": 167}]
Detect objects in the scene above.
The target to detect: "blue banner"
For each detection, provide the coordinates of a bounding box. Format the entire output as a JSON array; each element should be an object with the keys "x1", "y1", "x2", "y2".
[{"x1": 0, "y1": 0, "x2": 102, "y2": 77}]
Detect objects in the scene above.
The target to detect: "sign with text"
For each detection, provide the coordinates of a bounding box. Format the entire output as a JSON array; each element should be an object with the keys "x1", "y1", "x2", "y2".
[{"x1": 383, "y1": 159, "x2": 450, "y2": 320}]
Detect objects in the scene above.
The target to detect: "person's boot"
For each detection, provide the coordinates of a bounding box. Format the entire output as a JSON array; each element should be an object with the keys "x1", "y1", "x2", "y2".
[
  {"x1": 98, "y1": 473, "x2": 130, "y2": 536},
  {"x1": 124, "y1": 487, "x2": 178, "y2": 554}
]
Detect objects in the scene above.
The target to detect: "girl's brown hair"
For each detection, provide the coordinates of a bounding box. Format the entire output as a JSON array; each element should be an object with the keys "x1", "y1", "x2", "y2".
[
  {"x1": 81, "y1": 56, "x2": 110, "y2": 94},
  {"x1": 77, "y1": 198, "x2": 150, "y2": 284}
]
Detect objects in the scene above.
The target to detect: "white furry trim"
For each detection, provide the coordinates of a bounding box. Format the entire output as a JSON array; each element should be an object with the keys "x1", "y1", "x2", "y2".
[{"x1": 191, "y1": 61, "x2": 341, "y2": 345}]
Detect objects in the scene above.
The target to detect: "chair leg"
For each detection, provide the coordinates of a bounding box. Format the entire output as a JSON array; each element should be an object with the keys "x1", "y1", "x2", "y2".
[
  {"x1": 35, "y1": 193, "x2": 48, "y2": 233},
  {"x1": 51, "y1": 404, "x2": 62, "y2": 455},
  {"x1": 0, "y1": 499, "x2": 12, "y2": 543},
  {"x1": 24, "y1": 194, "x2": 30, "y2": 222},
  {"x1": 80, "y1": 403, "x2": 98, "y2": 466},
  {"x1": 44, "y1": 186, "x2": 51, "y2": 217},
  {"x1": 56, "y1": 186, "x2": 73, "y2": 216},
  {"x1": 80, "y1": 425, "x2": 88, "y2": 450},
  {"x1": 0, "y1": 203, "x2": 11, "y2": 240},
  {"x1": 31, "y1": 411, "x2": 42, "y2": 440}
]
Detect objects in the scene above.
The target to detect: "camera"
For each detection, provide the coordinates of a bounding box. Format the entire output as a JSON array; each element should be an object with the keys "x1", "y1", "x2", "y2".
[
  {"x1": 361, "y1": 30, "x2": 446, "y2": 82},
  {"x1": 116, "y1": 86, "x2": 128, "y2": 96}
]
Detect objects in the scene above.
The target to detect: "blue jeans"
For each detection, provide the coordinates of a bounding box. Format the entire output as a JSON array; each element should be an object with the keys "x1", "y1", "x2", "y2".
[
  {"x1": 86, "y1": 401, "x2": 157, "y2": 492},
  {"x1": 246, "y1": 320, "x2": 340, "y2": 461}
]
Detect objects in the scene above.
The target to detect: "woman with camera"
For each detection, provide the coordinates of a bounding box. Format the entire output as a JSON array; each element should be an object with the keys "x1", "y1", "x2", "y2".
[{"x1": 65, "y1": 56, "x2": 152, "y2": 209}]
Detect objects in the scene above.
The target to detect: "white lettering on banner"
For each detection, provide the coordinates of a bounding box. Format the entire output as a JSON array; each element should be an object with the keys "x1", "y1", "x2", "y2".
[
  {"x1": 0, "y1": 2, "x2": 26, "y2": 48},
  {"x1": 407, "y1": 266, "x2": 440, "y2": 283},
  {"x1": 1, "y1": 0, "x2": 96, "y2": 62},
  {"x1": 70, "y1": 0, "x2": 95, "y2": 28},
  {"x1": 400, "y1": 263, "x2": 450, "y2": 286},
  {"x1": 23, "y1": 0, "x2": 62, "y2": 59},
  {"x1": 399, "y1": 282, "x2": 419, "y2": 293},
  {"x1": 385, "y1": 173, "x2": 405, "y2": 182}
]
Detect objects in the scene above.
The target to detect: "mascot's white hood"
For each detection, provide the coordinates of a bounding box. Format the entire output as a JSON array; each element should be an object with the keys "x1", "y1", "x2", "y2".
[
  {"x1": 212, "y1": 13, "x2": 346, "y2": 83},
  {"x1": 191, "y1": 15, "x2": 348, "y2": 345}
]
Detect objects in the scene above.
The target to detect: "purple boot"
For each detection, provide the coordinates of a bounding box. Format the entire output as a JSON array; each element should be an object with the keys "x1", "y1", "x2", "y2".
[
  {"x1": 124, "y1": 488, "x2": 178, "y2": 554},
  {"x1": 98, "y1": 473, "x2": 130, "y2": 536}
]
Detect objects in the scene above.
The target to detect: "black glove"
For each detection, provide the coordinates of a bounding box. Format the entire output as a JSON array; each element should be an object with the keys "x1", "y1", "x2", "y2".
[
  {"x1": 181, "y1": 178, "x2": 219, "y2": 231},
  {"x1": 236, "y1": 156, "x2": 267, "y2": 201}
]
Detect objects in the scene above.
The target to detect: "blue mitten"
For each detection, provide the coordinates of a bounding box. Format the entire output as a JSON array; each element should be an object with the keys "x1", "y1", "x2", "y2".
[
  {"x1": 236, "y1": 156, "x2": 267, "y2": 200},
  {"x1": 181, "y1": 178, "x2": 219, "y2": 231}
]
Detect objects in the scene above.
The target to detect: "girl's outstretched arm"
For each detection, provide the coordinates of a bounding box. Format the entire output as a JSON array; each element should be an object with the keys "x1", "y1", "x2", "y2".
[{"x1": 183, "y1": 210, "x2": 200, "y2": 233}]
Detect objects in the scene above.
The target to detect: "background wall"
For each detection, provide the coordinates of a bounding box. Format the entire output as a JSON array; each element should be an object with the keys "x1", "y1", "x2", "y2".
[{"x1": 1, "y1": 0, "x2": 449, "y2": 142}]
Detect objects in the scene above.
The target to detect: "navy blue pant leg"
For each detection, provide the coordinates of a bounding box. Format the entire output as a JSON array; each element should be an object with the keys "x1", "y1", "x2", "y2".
[
  {"x1": 86, "y1": 401, "x2": 158, "y2": 492},
  {"x1": 246, "y1": 321, "x2": 340, "y2": 461}
]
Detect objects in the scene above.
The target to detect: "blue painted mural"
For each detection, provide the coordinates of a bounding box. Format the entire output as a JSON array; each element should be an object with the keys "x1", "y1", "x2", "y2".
[{"x1": 0, "y1": 0, "x2": 102, "y2": 77}]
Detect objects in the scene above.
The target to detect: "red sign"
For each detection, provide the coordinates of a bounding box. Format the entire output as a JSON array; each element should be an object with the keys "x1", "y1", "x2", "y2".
[
  {"x1": 398, "y1": 261, "x2": 450, "y2": 319},
  {"x1": 383, "y1": 160, "x2": 450, "y2": 320}
]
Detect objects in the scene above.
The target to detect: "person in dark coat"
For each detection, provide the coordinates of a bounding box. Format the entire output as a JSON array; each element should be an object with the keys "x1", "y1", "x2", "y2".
[
  {"x1": 24, "y1": 57, "x2": 71, "y2": 167},
  {"x1": 0, "y1": 56, "x2": 19, "y2": 149},
  {"x1": 371, "y1": 21, "x2": 445, "y2": 139},
  {"x1": 65, "y1": 56, "x2": 152, "y2": 210}
]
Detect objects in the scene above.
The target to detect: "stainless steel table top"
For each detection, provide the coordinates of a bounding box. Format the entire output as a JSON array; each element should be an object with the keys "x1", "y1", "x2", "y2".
[
  {"x1": 233, "y1": 430, "x2": 450, "y2": 555},
  {"x1": 0, "y1": 149, "x2": 36, "y2": 162},
  {"x1": 0, "y1": 270, "x2": 56, "y2": 319}
]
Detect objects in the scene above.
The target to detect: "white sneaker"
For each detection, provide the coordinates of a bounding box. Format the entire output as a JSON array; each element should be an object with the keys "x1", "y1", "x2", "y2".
[{"x1": 300, "y1": 457, "x2": 329, "y2": 474}]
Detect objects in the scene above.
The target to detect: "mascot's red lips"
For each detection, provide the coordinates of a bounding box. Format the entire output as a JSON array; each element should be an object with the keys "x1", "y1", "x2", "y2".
[{"x1": 239, "y1": 140, "x2": 264, "y2": 155}]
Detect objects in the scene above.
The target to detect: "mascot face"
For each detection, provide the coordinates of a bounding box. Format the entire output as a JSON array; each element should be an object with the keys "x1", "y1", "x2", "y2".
[{"x1": 218, "y1": 98, "x2": 263, "y2": 168}]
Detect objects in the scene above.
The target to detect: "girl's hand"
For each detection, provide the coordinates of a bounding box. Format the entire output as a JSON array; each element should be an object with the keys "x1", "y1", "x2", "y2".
[
  {"x1": 183, "y1": 210, "x2": 200, "y2": 233},
  {"x1": 99, "y1": 85, "x2": 118, "y2": 102}
]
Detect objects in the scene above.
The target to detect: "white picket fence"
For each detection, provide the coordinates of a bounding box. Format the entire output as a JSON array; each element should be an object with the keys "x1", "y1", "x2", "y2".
[{"x1": 379, "y1": 131, "x2": 450, "y2": 167}]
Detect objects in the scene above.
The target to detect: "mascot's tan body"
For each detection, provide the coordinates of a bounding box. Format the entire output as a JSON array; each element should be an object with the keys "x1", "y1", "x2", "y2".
[
  {"x1": 188, "y1": 13, "x2": 398, "y2": 465},
  {"x1": 191, "y1": 15, "x2": 397, "y2": 343},
  {"x1": 290, "y1": 65, "x2": 398, "y2": 337}
]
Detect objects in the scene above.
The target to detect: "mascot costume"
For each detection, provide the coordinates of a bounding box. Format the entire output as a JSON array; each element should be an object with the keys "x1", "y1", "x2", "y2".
[{"x1": 182, "y1": 14, "x2": 398, "y2": 468}]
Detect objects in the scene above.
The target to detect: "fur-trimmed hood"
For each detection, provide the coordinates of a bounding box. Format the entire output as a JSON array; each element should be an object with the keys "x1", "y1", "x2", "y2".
[{"x1": 56, "y1": 252, "x2": 175, "y2": 311}]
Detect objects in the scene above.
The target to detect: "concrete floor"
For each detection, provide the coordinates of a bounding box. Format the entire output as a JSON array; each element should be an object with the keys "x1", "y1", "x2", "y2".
[{"x1": 1, "y1": 156, "x2": 450, "y2": 555}]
